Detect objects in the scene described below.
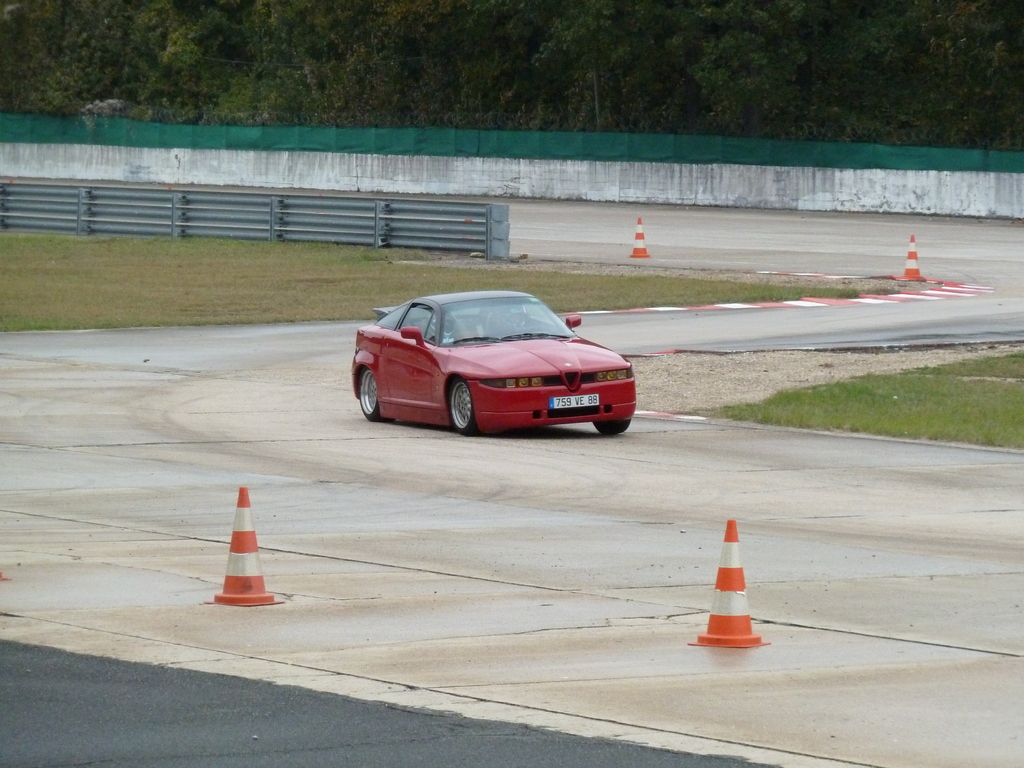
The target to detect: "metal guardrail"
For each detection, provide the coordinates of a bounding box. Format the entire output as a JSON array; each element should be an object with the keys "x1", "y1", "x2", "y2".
[{"x1": 0, "y1": 183, "x2": 511, "y2": 259}]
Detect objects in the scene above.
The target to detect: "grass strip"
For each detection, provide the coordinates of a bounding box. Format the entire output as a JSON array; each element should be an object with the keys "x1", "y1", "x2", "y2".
[
  {"x1": 719, "y1": 354, "x2": 1024, "y2": 448},
  {"x1": 1, "y1": 234, "x2": 864, "y2": 331}
]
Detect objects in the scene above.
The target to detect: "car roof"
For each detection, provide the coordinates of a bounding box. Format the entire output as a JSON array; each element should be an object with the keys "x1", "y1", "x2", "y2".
[
  {"x1": 421, "y1": 290, "x2": 534, "y2": 306},
  {"x1": 371, "y1": 291, "x2": 535, "y2": 320}
]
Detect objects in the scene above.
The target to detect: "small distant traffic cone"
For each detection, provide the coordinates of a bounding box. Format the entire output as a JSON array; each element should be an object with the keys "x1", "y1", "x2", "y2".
[
  {"x1": 208, "y1": 487, "x2": 282, "y2": 607},
  {"x1": 902, "y1": 235, "x2": 924, "y2": 280},
  {"x1": 630, "y1": 218, "x2": 650, "y2": 258},
  {"x1": 690, "y1": 520, "x2": 769, "y2": 648},
  {"x1": 0, "y1": 570, "x2": 9, "y2": 581}
]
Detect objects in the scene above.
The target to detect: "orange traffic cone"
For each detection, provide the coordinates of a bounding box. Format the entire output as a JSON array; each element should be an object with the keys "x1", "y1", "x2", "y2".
[
  {"x1": 630, "y1": 217, "x2": 650, "y2": 258},
  {"x1": 902, "y1": 235, "x2": 924, "y2": 280},
  {"x1": 690, "y1": 520, "x2": 769, "y2": 648},
  {"x1": 0, "y1": 570, "x2": 8, "y2": 581},
  {"x1": 208, "y1": 487, "x2": 282, "y2": 606}
]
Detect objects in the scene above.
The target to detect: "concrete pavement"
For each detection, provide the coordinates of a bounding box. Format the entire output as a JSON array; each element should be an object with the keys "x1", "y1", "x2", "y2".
[{"x1": 2, "y1": 319, "x2": 1023, "y2": 768}]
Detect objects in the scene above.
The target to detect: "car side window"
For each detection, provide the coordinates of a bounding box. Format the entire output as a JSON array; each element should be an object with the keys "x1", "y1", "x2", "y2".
[
  {"x1": 424, "y1": 311, "x2": 439, "y2": 345},
  {"x1": 376, "y1": 304, "x2": 406, "y2": 330},
  {"x1": 400, "y1": 303, "x2": 437, "y2": 344}
]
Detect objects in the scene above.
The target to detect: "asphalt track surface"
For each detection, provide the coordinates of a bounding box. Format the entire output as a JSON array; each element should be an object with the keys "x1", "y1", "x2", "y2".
[
  {"x1": 1, "y1": 640, "x2": 761, "y2": 768},
  {"x1": 2, "y1": 200, "x2": 1023, "y2": 768},
  {"x1": 503, "y1": 199, "x2": 1024, "y2": 353}
]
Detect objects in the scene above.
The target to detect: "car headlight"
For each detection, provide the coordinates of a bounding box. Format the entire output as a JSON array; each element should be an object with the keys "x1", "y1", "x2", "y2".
[
  {"x1": 595, "y1": 368, "x2": 633, "y2": 381},
  {"x1": 480, "y1": 376, "x2": 545, "y2": 388}
]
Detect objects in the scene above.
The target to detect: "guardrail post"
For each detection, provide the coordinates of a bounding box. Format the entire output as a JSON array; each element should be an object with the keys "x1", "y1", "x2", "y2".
[
  {"x1": 76, "y1": 188, "x2": 94, "y2": 236},
  {"x1": 374, "y1": 200, "x2": 390, "y2": 248},
  {"x1": 269, "y1": 196, "x2": 279, "y2": 241},
  {"x1": 485, "y1": 203, "x2": 510, "y2": 260},
  {"x1": 76, "y1": 188, "x2": 85, "y2": 236},
  {"x1": 0, "y1": 183, "x2": 7, "y2": 230},
  {"x1": 174, "y1": 192, "x2": 188, "y2": 237}
]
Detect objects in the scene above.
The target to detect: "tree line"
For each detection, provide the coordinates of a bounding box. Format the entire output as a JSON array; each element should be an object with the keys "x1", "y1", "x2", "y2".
[{"x1": 1, "y1": 0, "x2": 1020, "y2": 150}]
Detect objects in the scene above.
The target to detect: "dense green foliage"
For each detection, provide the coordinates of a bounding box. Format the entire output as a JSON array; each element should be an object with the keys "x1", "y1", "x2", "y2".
[{"x1": 2, "y1": 1, "x2": 1021, "y2": 149}]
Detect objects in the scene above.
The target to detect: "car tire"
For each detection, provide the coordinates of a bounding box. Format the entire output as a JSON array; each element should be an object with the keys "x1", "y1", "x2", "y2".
[
  {"x1": 358, "y1": 367, "x2": 388, "y2": 422},
  {"x1": 447, "y1": 377, "x2": 480, "y2": 436},
  {"x1": 594, "y1": 418, "x2": 631, "y2": 435}
]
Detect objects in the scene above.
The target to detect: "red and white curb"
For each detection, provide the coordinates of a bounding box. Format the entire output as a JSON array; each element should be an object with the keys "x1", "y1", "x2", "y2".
[
  {"x1": 577, "y1": 277, "x2": 993, "y2": 315},
  {"x1": 635, "y1": 410, "x2": 707, "y2": 422}
]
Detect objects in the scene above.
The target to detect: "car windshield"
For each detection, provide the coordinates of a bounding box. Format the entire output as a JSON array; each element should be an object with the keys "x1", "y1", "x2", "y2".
[{"x1": 439, "y1": 296, "x2": 574, "y2": 347}]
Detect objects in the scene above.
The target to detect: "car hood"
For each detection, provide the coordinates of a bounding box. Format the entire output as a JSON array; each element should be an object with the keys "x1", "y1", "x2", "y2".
[{"x1": 444, "y1": 338, "x2": 627, "y2": 377}]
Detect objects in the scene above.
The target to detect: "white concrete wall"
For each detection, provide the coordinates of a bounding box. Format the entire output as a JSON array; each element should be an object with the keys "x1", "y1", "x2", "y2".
[{"x1": 2, "y1": 141, "x2": 1022, "y2": 218}]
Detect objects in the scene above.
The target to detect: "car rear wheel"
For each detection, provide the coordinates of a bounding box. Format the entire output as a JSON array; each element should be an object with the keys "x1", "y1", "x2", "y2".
[
  {"x1": 358, "y1": 368, "x2": 388, "y2": 422},
  {"x1": 594, "y1": 418, "x2": 631, "y2": 435},
  {"x1": 448, "y1": 377, "x2": 480, "y2": 436}
]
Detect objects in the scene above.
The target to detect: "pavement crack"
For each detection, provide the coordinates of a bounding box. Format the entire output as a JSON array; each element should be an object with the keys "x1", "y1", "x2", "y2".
[{"x1": 760, "y1": 618, "x2": 1022, "y2": 658}]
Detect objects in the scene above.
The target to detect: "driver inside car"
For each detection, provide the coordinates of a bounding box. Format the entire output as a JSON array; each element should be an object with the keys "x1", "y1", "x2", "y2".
[{"x1": 441, "y1": 314, "x2": 461, "y2": 346}]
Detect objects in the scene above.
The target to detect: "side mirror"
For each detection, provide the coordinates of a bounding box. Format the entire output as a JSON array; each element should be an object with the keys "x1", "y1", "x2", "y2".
[
  {"x1": 564, "y1": 314, "x2": 582, "y2": 330},
  {"x1": 400, "y1": 326, "x2": 425, "y2": 346}
]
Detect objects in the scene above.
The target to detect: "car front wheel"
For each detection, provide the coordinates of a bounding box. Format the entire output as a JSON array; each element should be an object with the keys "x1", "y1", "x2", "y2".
[
  {"x1": 448, "y1": 377, "x2": 480, "y2": 436},
  {"x1": 594, "y1": 418, "x2": 631, "y2": 435},
  {"x1": 358, "y1": 367, "x2": 388, "y2": 422}
]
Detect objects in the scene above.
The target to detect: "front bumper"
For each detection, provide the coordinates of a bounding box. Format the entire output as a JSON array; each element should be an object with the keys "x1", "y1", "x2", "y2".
[{"x1": 469, "y1": 379, "x2": 636, "y2": 433}]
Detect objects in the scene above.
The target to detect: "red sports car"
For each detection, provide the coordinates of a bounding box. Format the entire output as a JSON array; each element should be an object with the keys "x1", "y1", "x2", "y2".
[{"x1": 352, "y1": 290, "x2": 636, "y2": 435}]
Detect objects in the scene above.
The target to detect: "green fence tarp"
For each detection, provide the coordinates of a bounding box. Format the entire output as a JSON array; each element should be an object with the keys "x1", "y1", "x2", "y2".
[{"x1": 3, "y1": 112, "x2": 1023, "y2": 174}]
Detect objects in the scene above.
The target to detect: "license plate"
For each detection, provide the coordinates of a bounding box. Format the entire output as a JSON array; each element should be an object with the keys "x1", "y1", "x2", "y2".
[{"x1": 549, "y1": 394, "x2": 599, "y2": 409}]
